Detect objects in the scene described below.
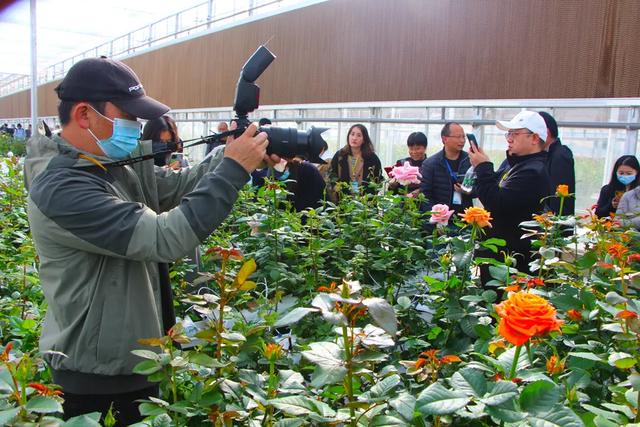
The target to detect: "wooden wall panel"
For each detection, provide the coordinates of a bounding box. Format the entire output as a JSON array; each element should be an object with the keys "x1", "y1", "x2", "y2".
[{"x1": 1, "y1": 0, "x2": 639, "y2": 119}]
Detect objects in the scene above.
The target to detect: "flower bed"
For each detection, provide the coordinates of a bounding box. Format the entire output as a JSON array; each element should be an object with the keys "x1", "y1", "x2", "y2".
[{"x1": 0, "y1": 159, "x2": 638, "y2": 426}]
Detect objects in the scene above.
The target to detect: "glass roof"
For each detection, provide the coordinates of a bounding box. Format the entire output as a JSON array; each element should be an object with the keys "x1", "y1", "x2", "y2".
[{"x1": 0, "y1": 0, "x2": 207, "y2": 75}]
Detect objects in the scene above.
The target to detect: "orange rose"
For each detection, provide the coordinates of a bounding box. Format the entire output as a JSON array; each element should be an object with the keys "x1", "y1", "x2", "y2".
[
  {"x1": 555, "y1": 185, "x2": 569, "y2": 197},
  {"x1": 495, "y1": 292, "x2": 563, "y2": 346},
  {"x1": 566, "y1": 309, "x2": 582, "y2": 321},
  {"x1": 459, "y1": 207, "x2": 492, "y2": 228},
  {"x1": 546, "y1": 355, "x2": 565, "y2": 376},
  {"x1": 616, "y1": 310, "x2": 638, "y2": 319}
]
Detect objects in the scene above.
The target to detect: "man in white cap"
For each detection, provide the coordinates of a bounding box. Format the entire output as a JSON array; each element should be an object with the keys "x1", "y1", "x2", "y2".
[{"x1": 468, "y1": 110, "x2": 552, "y2": 279}]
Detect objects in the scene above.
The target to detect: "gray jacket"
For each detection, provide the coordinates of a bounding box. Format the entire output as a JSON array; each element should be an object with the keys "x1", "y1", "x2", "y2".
[
  {"x1": 617, "y1": 186, "x2": 640, "y2": 230},
  {"x1": 25, "y1": 134, "x2": 248, "y2": 393}
]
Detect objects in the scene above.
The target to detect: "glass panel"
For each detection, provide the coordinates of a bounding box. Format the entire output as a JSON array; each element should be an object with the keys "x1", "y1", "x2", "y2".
[
  {"x1": 342, "y1": 108, "x2": 372, "y2": 119},
  {"x1": 444, "y1": 107, "x2": 477, "y2": 120}
]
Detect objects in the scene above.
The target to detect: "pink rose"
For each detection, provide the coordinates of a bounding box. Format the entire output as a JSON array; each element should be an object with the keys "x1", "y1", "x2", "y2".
[
  {"x1": 390, "y1": 161, "x2": 421, "y2": 186},
  {"x1": 429, "y1": 204, "x2": 454, "y2": 225}
]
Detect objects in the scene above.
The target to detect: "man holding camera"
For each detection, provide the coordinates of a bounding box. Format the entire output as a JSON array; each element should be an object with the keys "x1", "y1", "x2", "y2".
[
  {"x1": 468, "y1": 111, "x2": 551, "y2": 278},
  {"x1": 24, "y1": 57, "x2": 273, "y2": 425}
]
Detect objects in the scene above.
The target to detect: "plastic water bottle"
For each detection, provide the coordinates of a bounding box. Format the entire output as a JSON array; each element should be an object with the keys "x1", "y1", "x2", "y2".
[{"x1": 460, "y1": 166, "x2": 476, "y2": 193}]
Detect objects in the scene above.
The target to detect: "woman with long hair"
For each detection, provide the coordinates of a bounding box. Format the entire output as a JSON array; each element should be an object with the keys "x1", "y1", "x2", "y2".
[
  {"x1": 595, "y1": 154, "x2": 640, "y2": 218},
  {"x1": 142, "y1": 115, "x2": 187, "y2": 168},
  {"x1": 329, "y1": 124, "x2": 382, "y2": 197}
]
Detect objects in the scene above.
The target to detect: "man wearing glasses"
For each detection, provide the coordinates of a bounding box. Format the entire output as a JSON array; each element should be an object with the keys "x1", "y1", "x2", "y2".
[
  {"x1": 419, "y1": 122, "x2": 474, "y2": 227},
  {"x1": 468, "y1": 111, "x2": 552, "y2": 279}
]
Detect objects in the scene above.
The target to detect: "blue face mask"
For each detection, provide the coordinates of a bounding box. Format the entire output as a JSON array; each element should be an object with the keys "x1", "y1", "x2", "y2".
[
  {"x1": 617, "y1": 174, "x2": 636, "y2": 186},
  {"x1": 277, "y1": 169, "x2": 290, "y2": 181},
  {"x1": 87, "y1": 107, "x2": 141, "y2": 160}
]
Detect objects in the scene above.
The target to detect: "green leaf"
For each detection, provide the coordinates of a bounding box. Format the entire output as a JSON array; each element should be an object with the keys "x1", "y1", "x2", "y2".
[
  {"x1": 363, "y1": 297, "x2": 398, "y2": 335},
  {"x1": 416, "y1": 382, "x2": 470, "y2": 415},
  {"x1": 607, "y1": 352, "x2": 636, "y2": 369},
  {"x1": 131, "y1": 349, "x2": 160, "y2": 360},
  {"x1": 269, "y1": 396, "x2": 336, "y2": 417},
  {"x1": 568, "y1": 352, "x2": 605, "y2": 363},
  {"x1": 482, "y1": 290, "x2": 497, "y2": 303},
  {"x1": 370, "y1": 415, "x2": 408, "y2": 426},
  {"x1": 520, "y1": 380, "x2": 559, "y2": 414},
  {"x1": 63, "y1": 412, "x2": 102, "y2": 426},
  {"x1": 480, "y1": 380, "x2": 518, "y2": 406},
  {"x1": 368, "y1": 374, "x2": 401, "y2": 398},
  {"x1": 450, "y1": 367, "x2": 487, "y2": 397},
  {"x1": 498, "y1": 346, "x2": 530, "y2": 374},
  {"x1": 302, "y1": 342, "x2": 344, "y2": 367},
  {"x1": 485, "y1": 398, "x2": 525, "y2": 423},
  {"x1": 0, "y1": 408, "x2": 20, "y2": 425},
  {"x1": 528, "y1": 404, "x2": 585, "y2": 427},
  {"x1": 310, "y1": 363, "x2": 348, "y2": 388},
  {"x1": 389, "y1": 392, "x2": 415, "y2": 421},
  {"x1": 25, "y1": 395, "x2": 63, "y2": 413},
  {"x1": 139, "y1": 402, "x2": 167, "y2": 416},
  {"x1": 273, "y1": 419, "x2": 305, "y2": 427},
  {"x1": 274, "y1": 307, "x2": 318, "y2": 328},
  {"x1": 133, "y1": 359, "x2": 162, "y2": 375},
  {"x1": 188, "y1": 352, "x2": 226, "y2": 368}
]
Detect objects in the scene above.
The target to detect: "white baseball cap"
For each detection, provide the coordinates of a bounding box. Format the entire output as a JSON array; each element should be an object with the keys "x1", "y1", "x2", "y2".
[{"x1": 496, "y1": 110, "x2": 548, "y2": 142}]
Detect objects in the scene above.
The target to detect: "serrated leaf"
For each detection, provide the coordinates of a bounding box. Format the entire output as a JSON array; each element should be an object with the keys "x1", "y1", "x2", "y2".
[
  {"x1": 188, "y1": 352, "x2": 226, "y2": 368},
  {"x1": 361, "y1": 324, "x2": 395, "y2": 348},
  {"x1": 25, "y1": 395, "x2": 63, "y2": 413},
  {"x1": 368, "y1": 374, "x2": 400, "y2": 398},
  {"x1": 269, "y1": 396, "x2": 336, "y2": 417},
  {"x1": 370, "y1": 415, "x2": 408, "y2": 426},
  {"x1": 485, "y1": 398, "x2": 525, "y2": 423},
  {"x1": 310, "y1": 363, "x2": 348, "y2": 388},
  {"x1": 274, "y1": 307, "x2": 318, "y2": 328},
  {"x1": 363, "y1": 297, "x2": 398, "y2": 335},
  {"x1": 568, "y1": 352, "x2": 605, "y2": 362},
  {"x1": 528, "y1": 404, "x2": 585, "y2": 427},
  {"x1": 133, "y1": 359, "x2": 162, "y2": 375},
  {"x1": 450, "y1": 367, "x2": 487, "y2": 397},
  {"x1": 301, "y1": 342, "x2": 343, "y2": 367},
  {"x1": 416, "y1": 382, "x2": 470, "y2": 415},
  {"x1": 608, "y1": 352, "x2": 636, "y2": 369},
  {"x1": 480, "y1": 380, "x2": 518, "y2": 406},
  {"x1": 497, "y1": 346, "x2": 530, "y2": 374},
  {"x1": 63, "y1": 412, "x2": 102, "y2": 426},
  {"x1": 389, "y1": 392, "x2": 415, "y2": 421},
  {"x1": 520, "y1": 380, "x2": 559, "y2": 414},
  {"x1": 131, "y1": 349, "x2": 160, "y2": 360},
  {"x1": 273, "y1": 419, "x2": 305, "y2": 427},
  {"x1": 0, "y1": 408, "x2": 20, "y2": 425}
]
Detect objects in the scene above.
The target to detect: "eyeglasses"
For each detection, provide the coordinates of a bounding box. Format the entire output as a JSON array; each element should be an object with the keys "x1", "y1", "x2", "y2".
[
  {"x1": 447, "y1": 134, "x2": 466, "y2": 140},
  {"x1": 504, "y1": 131, "x2": 533, "y2": 139}
]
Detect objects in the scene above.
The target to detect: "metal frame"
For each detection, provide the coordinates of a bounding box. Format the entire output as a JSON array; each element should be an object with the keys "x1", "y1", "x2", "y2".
[{"x1": 0, "y1": 0, "x2": 327, "y2": 97}]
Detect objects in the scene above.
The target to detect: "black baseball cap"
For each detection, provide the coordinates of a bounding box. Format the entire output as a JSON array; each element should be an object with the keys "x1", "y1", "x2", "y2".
[{"x1": 55, "y1": 57, "x2": 170, "y2": 120}]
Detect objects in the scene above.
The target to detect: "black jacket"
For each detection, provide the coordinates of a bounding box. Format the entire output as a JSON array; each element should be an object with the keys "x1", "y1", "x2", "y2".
[
  {"x1": 330, "y1": 151, "x2": 382, "y2": 194},
  {"x1": 595, "y1": 183, "x2": 627, "y2": 218},
  {"x1": 546, "y1": 139, "x2": 575, "y2": 215},
  {"x1": 475, "y1": 151, "x2": 551, "y2": 271},
  {"x1": 419, "y1": 149, "x2": 473, "y2": 214}
]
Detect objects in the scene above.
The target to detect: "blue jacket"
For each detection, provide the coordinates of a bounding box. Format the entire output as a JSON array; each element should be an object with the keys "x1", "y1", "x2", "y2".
[{"x1": 419, "y1": 149, "x2": 473, "y2": 215}]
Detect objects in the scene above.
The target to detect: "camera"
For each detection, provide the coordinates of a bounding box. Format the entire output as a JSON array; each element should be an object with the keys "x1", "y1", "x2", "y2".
[{"x1": 226, "y1": 46, "x2": 329, "y2": 163}]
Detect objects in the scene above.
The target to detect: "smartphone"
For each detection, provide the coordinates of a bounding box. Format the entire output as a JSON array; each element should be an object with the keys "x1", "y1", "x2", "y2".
[
  {"x1": 467, "y1": 133, "x2": 478, "y2": 151},
  {"x1": 171, "y1": 153, "x2": 184, "y2": 161}
]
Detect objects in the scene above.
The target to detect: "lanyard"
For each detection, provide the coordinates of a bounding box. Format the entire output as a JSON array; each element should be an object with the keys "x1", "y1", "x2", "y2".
[{"x1": 443, "y1": 159, "x2": 458, "y2": 184}]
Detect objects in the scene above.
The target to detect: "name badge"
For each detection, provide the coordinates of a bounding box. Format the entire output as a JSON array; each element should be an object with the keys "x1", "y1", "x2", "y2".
[{"x1": 452, "y1": 191, "x2": 462, "y2": 205}]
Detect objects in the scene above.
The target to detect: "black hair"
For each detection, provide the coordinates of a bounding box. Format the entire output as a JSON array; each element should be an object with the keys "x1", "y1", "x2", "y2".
[
  {"x1": 57, "y1": 100, "x2": 106, "y2": 125},
  {"x1": 441, "y1": 122, "x2": 462, "y2": 138},
  {"x1": 258, "y1": 118, "x2": 272, "y2": 126},
  {"x1": 538, "y1": 111, "x2": 558, "y2": 139},
  {"x1": 142, "y1": 115, "x2": 178, "y2": 144},
  {"x1": 339, "y1": 123, "x2": 375, "y2": 157},
  {"x1": 407, "y1": 131, "x2": 428, "y2": 147},
  {"x1": 607, "y1": 155, "x2": 640, "y2": 191}
]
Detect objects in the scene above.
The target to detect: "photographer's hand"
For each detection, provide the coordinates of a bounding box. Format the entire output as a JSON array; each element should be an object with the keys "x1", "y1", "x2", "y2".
[
  {"x1": 224, "y1": 122, "x2": 269, "y2": 173},
  {"x1": 468, "y1": 141, "x2": 490, "y2": 167}
]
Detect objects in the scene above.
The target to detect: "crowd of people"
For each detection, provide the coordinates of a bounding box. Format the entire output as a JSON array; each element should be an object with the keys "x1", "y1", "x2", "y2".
[
  {"x1": 12, "y1": 55, "x2": 640, "y2": 426},
  {"x1": 1, "y1": 122, "x2": 31, "y2": 139}
]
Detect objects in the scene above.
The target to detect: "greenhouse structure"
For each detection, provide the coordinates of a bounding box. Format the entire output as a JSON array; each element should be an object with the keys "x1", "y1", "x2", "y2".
[{"x1": 0, "y1": 0, "x2": 639, "y2": 426}]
